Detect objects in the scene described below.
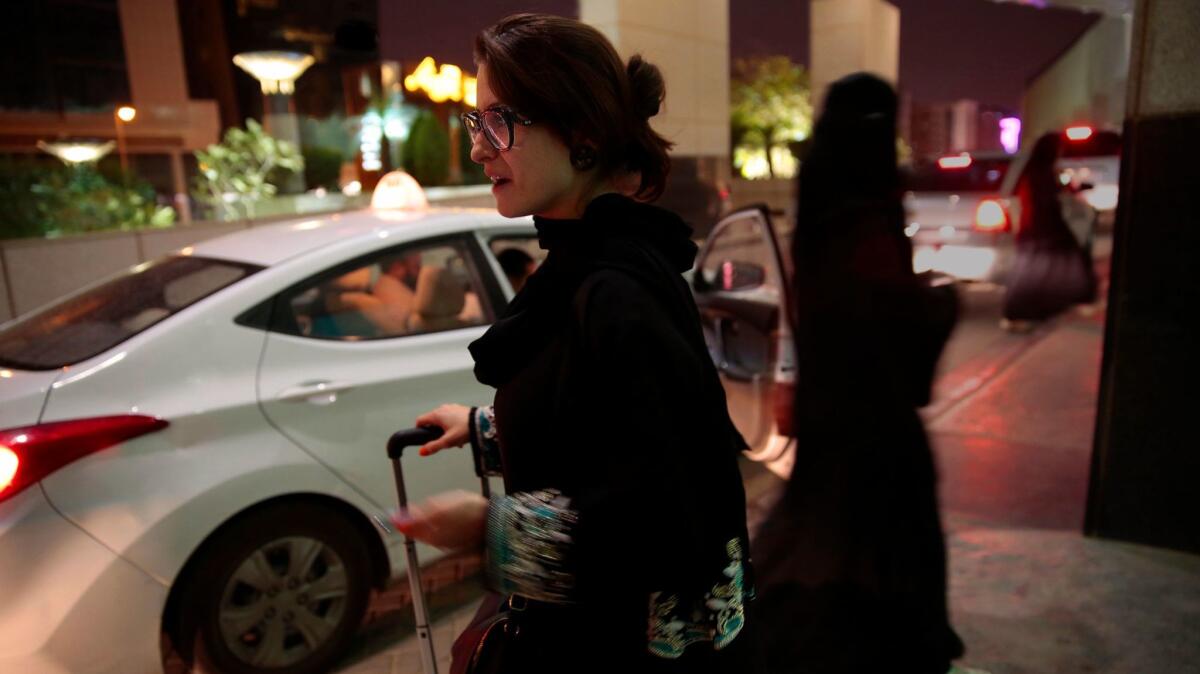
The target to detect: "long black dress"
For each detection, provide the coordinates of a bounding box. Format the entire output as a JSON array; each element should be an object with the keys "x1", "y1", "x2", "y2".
[
  {"x1": 752, "y1": 198, "x2": 964, "y2": 673},
  {"x1": 460, "y1": 193, "x2": 759, "y2": 673}
]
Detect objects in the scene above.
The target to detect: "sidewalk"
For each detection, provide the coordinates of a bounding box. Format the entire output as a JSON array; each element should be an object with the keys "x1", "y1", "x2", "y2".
[{"x1": 336, "y1": 305, "x2": 1200, "y2": 674}]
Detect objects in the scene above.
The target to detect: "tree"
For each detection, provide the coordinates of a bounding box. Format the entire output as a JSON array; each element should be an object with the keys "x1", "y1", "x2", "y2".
[
  {"x1": 193, "y1": 119, "x2": 304, "y2": 220},
  {"x1": 730, "y1": 56, "x2": 813, "y2": 179},
  {"x1": 402, "y1": 110, "x2": 450, "y2": 187}
]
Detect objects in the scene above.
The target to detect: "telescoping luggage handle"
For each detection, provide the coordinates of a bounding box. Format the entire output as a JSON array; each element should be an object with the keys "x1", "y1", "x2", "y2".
[{"x1": 385, "y1": 425, "x2": 493, "y2": 674}]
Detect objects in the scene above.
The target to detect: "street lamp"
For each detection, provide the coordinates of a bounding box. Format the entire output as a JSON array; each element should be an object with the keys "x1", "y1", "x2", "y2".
[
  {"x1": 114, "y1": 105, "x2": 137, "y2": 176},
  {"x1": 233, "y1": 50, "x2": 313, "y2": 193},
  {"x1": 232, "y1": 51, "x2": 315, "y2": 95},
  {"x1": 37, "y1": 140, "x2": 115, "y2": 165}
]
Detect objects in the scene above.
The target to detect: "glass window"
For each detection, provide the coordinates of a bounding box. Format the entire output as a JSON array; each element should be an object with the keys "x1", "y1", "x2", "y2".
[
  {"x1": 904, "y1": 156, "x2": 1013, "y2": 192},
  {"x1": 489, "y1": 236, "x2": 544, "y2": 295},
  {"x1": 279, "y1": 240, "x2": 492, "y2": 341},
  {"x1": 0, "y1": 256, "x2": 261, "y2": 370},
  {"x1": 697, "y1": 214, "x2": 783, "y2": 293}
]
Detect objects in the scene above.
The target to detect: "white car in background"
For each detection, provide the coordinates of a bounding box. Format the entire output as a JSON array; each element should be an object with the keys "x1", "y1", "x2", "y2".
[
  {"x1": 0, "y1": 199, "x2": 538, "y2": 673},
  {"x1": 903, "y1": 127, "x2": 1120, "y2": 283}
]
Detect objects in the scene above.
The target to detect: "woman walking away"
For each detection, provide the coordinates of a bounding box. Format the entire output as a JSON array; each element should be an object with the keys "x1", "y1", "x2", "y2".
[
  {"x1": 751, "y1": 73, "x2": 965, "y2": 674},
  {"x1": 1002, "y1": 131, "x2": 1098, "y2": 328},
  {"x1": 395, "y1": 13, "x2": 759, "y2": 674}
]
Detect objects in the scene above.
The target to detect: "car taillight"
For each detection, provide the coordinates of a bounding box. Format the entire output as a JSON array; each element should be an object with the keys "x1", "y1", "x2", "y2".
[
  {"x1": 937, "y1": 153, "x2": 972, "y2": 170},
  {"x1": 0, "y1": 415, "x2": 168, "y2": 504},
  {"x1": 1065, "y1": 125, "x2": 1093, "y2": 141},
  {"x1": 974, "y1": 198, "x2": 1009, "y2": 233}
]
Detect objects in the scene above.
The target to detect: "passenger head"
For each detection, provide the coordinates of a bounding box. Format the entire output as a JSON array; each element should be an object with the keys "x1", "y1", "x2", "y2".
[
  {"x1": 468, "y1": 13, "x2": 673, "y2": 218},
  {"x1": 496, "y1": 247, "x2": 536, "y2": 292},
  {"x1": 796, "y1": 73, "x2": 900, "y2": 256}
]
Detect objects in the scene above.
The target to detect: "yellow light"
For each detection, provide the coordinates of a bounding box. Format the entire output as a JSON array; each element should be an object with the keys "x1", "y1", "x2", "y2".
[
  {"x1": 370, "y1": 170, "x2": 429, "y2": 210},
  {"x1": 975, "y1": 199, "x2": 1008, "y2": 232},
  {"x1": 38, "y1": 140, "x2": 115, "y2": 165},
  {"x1": 0, "y1": 370, "x2": 12, "y2": 379},
  {"x1": 0, "y1": 447, "x2": 18, "y2": 491},
  {"x1": 233, "y1": 51, "x2": 315, "y2": 95},
  {"x1": 404, "y1": 56, "x2": 474, "y2": 104},
  {"x1": 116, "y1": 106, "x2": 137, "y2": 123},
  {"x1": 464, "y1": 76, "x2": 477, "y2": 108}
]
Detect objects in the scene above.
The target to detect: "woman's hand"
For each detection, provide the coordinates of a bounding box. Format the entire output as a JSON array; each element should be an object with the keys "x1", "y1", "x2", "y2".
[
  {"x1": 414, "y1": 404, "x2": 471, "y2": 456},
  {"x1": 391, "y1": 490, "x2": 488, "y2": 551}
]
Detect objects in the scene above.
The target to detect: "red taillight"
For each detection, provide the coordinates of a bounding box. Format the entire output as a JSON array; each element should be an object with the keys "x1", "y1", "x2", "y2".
[
  {"x1": 1065, "y1": 125, "x2": 1093, "y2": 141},
  {"x1": 0, "y1": 415, "x2": 168, "y2": 504},
  {"x1": 937, "y1": 153, "x2": 972, "y2": 169},
  {"x1": 974, "y1": 198, "x2": 1009, "y2": 233}
]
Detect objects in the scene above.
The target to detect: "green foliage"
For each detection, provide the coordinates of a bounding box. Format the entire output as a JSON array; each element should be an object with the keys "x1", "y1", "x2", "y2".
[
  {"x1": 402, "y1": 110, "x2": 450, "y2": 187},
  {"x1": 192, "y1": 119, "x2": 304, "y2": 220},
  {"x1": 731, "y1": 56, "x2": 813, "y2": 178},
  {"x1": 302, "y1": 146, "x2": 346, "y2": 190},
  {"x1": 0, "y1": 157, "x2": 175, "y2": 240}
]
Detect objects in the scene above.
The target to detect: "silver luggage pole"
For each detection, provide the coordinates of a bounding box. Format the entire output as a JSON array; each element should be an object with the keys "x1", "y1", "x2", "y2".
[{"x1": 387, "y1": 427, "x2": 445, "y2": 674}]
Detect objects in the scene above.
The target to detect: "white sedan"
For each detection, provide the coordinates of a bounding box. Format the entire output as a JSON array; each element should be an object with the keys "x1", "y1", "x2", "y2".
[{"x1": 0, "y1": 204, "x2": 538, "y2": 673}]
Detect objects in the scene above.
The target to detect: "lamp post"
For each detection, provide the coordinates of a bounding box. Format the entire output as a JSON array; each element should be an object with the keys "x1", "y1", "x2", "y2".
[
  {"x1": 114, "y1": 105, "x2": 136, "y2": 178},
  {"x1": 233, "y1": 51, "x2": 314, "y2": 194}
]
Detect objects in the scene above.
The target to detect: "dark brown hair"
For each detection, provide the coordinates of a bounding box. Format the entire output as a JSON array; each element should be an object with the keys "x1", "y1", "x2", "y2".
[{"x1": 474, "y1": 13, "x2": 673, "y2": 201}]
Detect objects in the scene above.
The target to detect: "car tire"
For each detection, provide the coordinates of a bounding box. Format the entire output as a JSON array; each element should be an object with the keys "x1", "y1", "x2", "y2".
[{"x1": 180, "y1": 502, "x2": 372, "y2": 674}]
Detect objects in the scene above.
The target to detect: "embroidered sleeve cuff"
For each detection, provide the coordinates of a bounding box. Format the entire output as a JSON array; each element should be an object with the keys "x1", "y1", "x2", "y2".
[
  {"x1": 484, "y1": 490, "x2": 577, "y2": 603},
  {"x1": 468, "y1": 405, "x2": 503, "y2": 477}
]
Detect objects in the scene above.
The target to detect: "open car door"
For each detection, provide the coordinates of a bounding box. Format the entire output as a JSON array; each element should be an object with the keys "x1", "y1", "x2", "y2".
[{"x1": 693, "y1": 204, "x2": 794, "y2": 464}]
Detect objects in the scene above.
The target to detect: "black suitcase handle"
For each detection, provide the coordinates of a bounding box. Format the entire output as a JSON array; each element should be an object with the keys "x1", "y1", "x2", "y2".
[{"x1": 387, "y1": 426, "x2": 444, "y2": 459}]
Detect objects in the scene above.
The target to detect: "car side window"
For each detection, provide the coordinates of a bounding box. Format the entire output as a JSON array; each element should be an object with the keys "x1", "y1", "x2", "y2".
[
  {"x1": 697, "y1": 214, "x2": 784, "y2": 293},
  {"x1": 279, "y1": 240, "x2": 492, "y2": 341},
  {"x1": 489, "y1": 235, "x2": 544, "y2": 297}
]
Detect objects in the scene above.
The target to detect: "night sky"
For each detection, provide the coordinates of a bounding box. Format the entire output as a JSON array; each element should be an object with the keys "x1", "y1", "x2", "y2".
[{"x1": 380, "y1": 0, "x2": 1098, "y2": 109}]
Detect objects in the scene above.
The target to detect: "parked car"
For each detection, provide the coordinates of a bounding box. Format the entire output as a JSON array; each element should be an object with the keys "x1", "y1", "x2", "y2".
[
  {"x1": 902, "y1": 127, "x2": 1120, "y2": 283},
  {"x1": 0, "y1": 201, "x2": 541, "y2": 673}
]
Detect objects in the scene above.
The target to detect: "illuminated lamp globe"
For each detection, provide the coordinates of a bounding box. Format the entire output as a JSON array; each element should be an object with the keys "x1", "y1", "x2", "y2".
[
  {"x1": 116, "y1": 105, "x2": 137, "y2": 123},
  {"x1": 370, "y1": 171, "x2": 429, "y2": 211},
  {"x1": 233, "y1": 51, "x2": 315, "y2": 95},
  {"x1": 37, "y1": 140, "x2": 115, "y2": 165}
]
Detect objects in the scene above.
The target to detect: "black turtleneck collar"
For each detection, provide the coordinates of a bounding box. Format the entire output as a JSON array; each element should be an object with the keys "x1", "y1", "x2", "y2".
[{"x1": 469, "y1": 193, "x2": 700, "y2": 388}]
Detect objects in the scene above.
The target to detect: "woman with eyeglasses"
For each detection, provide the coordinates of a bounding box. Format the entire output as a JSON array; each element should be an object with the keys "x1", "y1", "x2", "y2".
[{"x1": 395, "y1": 12, "x2": 759, "y2": 674}]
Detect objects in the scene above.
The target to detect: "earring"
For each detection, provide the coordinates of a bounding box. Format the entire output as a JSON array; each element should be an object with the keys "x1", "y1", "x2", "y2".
[{"x1": 570, "y1": 145, "x2": 597, "y2": 171}]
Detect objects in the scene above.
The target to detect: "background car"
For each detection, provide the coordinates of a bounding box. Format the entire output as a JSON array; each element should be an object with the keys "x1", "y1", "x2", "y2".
[
  {"x1": 902, "y1": 127, "x2": 1120, "y2": 283},
  {"x1": 0, "y1": 202, "x2": 538, "y2": 673}
]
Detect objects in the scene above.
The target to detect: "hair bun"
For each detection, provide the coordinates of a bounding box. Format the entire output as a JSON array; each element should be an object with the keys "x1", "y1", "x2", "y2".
[{"x1": 626, "y1": 54, "x2": 665, "y2": 119}]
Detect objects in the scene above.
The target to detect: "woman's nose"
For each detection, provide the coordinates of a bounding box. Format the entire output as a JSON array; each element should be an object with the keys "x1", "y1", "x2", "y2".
[{"x1": 468, "y1": 132, "x2": 496, "y2": 165}]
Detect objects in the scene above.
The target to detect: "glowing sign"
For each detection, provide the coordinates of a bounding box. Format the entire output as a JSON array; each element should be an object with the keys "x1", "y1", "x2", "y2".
[
  {"x1": 404, "y1": 57, "x2": 477, "y2": 106},
  {"x1": 999, "y1": 117, "x2": 1020, "y2": 154}
]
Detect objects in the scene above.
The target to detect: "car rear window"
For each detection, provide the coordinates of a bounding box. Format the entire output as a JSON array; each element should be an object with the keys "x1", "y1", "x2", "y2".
[
  {"x1": 904, "y1": 156, "x2": 1012, "y2": 192},
  {"x1": 0, "y1": 255, "x2": 262, "y2": 370}
]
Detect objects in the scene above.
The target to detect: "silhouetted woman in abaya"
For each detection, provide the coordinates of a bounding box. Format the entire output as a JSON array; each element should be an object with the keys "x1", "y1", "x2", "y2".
[{"x1": 752, "y1": 73, "x2": 965, "y2": 674}]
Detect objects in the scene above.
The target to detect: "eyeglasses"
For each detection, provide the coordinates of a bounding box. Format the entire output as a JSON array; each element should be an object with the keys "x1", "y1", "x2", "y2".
[{"x1": 461, "y1": 106, "x2": 533, "y2": 152}]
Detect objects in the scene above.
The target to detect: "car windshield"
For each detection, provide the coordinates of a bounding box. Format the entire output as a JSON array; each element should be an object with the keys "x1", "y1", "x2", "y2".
[
  {"x1": 0, "y1": 255, "x2": 262, "y2": 370},
  {"x1": 904, "y1": 156, "x2": 1013, "y2": 192}
]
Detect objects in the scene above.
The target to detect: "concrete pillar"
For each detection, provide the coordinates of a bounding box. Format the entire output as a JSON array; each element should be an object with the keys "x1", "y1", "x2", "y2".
[
  {"x1": 579, "y1": 0, "x2": 730, "y2": 235},
  {"x1": 810, "y1": 0, "x2": 900, "y2": 114},
  {"x1": 1087, "y1": 0, "x2": 1200, "y2": 553}
]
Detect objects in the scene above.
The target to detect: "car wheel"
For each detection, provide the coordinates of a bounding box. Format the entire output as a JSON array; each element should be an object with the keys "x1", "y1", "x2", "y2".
[{"x1": 182, "y1": 502, "x2": 372, "y2": 674}]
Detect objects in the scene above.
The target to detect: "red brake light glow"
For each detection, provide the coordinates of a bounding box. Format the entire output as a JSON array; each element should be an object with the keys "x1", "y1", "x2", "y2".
[
  {"x1": 937, "y1": 153, "x2": 972, "y2": 170},
  {"x1": 974, "y1": 198, "x2": 1009, "y2": 233},
  {"x1": 0, "y1": 415, "x2": 168, "y2": 504},
  {"x1": 1065, "y1": 126, "x2": 1093, "y2": 141}
]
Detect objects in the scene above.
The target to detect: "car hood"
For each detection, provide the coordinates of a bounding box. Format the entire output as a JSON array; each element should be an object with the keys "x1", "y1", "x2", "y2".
[{"x1": 0, "y1": 367, "x2": 59, "y2": 429}]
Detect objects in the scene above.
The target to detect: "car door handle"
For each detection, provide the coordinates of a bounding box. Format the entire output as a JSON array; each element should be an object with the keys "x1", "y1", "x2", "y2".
[{"x1": 276, "y1": 380, "x2": 355, "y2": 405}]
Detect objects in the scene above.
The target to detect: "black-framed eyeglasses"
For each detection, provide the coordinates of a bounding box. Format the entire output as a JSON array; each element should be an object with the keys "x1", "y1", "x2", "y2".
[{"x1": 461, "y1": 106, "x2": 534, "y2": 152}]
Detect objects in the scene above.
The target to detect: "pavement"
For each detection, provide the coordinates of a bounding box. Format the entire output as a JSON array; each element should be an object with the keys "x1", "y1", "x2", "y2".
[{"x1": 331, "y1": 249, "x2": 1200, "y2": 673}]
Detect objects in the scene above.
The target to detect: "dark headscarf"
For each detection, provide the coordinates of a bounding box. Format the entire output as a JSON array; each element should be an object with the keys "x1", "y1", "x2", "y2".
[{"x1": 794, "y1": 73, "x2": 902, "y2": 266}]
